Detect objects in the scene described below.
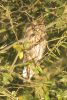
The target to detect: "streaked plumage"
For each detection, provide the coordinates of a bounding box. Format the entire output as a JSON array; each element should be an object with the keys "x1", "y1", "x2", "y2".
[{"x1": 22, "y1": 20, "x2": 47, "y2": 80}]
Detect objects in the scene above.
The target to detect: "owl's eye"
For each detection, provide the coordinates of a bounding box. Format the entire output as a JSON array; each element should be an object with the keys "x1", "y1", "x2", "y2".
[{"x1": 30, "y1": 33, "x2": 35, "y2": 37}]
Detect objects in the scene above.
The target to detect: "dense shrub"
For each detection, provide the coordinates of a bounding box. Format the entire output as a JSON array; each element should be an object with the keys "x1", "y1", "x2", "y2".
[{"x1": 0, "y1": 0, "x2": 67, "y2": 100}]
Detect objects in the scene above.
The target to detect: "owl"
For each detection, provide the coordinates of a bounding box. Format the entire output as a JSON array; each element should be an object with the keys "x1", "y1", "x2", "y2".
[{"x1": 22, "y1": 20, "x2": 47, "y2": 80}]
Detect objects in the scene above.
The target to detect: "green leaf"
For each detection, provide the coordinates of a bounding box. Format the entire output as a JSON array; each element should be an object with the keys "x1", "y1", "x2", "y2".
[
  {"x1": 57, "y1": 94, "x2": 62, "y2": 100},
  {"x1": 35, "y1": 86, "x2": 44, "y2": 99},
  {"x1": 36, "y1": 66, "x2": 43, "y2": 73},
  {"x1": 33, "y1": 67, "x2": 40, "y2": 74},
  {"x1": 2, "y1": 73, "x2": 13, "y2": 85},
  {"x1": 63, "y1": 90, "x2": 67, "y2": 99},
  {"x1": 45, "y1": 92, "x2": 50, "y2": 100},
  {"x1": 23, "y1": 41, "x2": 31, "y2": 49}
]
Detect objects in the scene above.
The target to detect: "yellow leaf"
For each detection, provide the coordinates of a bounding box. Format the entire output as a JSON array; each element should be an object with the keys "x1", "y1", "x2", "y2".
[
  {"x1": 18, "y1": 96, "x2": 23, "y2": 100},
  {"x1": 13, "y1": 44, "x2": 23, "y2": 52},
  {"x1": 18, "y1": 51, "x2": 24, "y2": 59}
]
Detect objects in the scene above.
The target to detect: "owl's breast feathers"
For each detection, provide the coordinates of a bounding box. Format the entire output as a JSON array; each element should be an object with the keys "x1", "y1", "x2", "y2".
[{"x1": 25, "y1": 39, "x2": 47, "y2": 62}]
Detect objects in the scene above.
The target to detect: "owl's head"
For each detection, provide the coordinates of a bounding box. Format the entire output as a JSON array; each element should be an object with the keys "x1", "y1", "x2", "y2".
[{"x1": 24, "y1": 20, "x2": 46, "y2": 44}]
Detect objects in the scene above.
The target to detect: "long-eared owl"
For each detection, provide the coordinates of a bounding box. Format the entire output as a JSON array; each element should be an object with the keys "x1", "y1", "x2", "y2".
[{"x1": 22, "y1": 19, "x2": 47, "y2": 80}]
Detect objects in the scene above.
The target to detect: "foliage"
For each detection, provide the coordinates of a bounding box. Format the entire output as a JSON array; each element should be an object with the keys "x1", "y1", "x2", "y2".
[{"x1": 0, "y1": 0, "x2": 67, "y2": 100}]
